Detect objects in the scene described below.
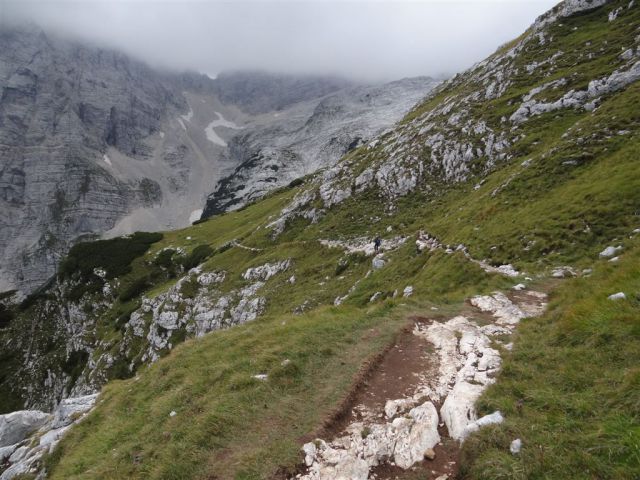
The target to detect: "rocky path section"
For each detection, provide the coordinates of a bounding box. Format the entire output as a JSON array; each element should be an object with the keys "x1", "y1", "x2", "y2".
[
  {"x1": 0, "y1": 394, "x2": 97, "y2": 480},
  {"x1": 293, "y1": 289, "x2": 547, "y2": 480}
]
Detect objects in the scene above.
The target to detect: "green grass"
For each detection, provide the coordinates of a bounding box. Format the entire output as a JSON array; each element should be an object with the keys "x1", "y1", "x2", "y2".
[
  {"x1": 460, "y1": 236, "x2": 640, "y2": 480},
  {"x1": 47, "y1": 303, "x2": 404, "y2": 479},
  {"x1": 4, "y1": 2, "x2": 640, "y2": 478}
]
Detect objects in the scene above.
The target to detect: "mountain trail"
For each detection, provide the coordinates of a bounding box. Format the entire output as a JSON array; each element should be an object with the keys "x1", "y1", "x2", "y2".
[{"x1": 290, "y1": 288, "x2": 548, "y2": 480}]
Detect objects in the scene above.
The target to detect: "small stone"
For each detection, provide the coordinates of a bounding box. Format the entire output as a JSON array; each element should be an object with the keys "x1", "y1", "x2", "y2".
[
  {"x1": 372, "y1": 256, "x2": 385, "y2": 269},
  {"x1": 608, "y1": 292, "x2": 626, "y2": 301},
  {"x1": 510, "y1": 438, "x2": 522, "y2": 455},
  {"x1": 512, "y1": 283, "x2": 526, "y2": 291},
  {"x1": 423, "y1": 448, "x2": 436, "y2": 460},
  {"x1": 609, "y1": 256, "x2": 619, "y2": 262},
  {"x1": 370, "y1": 292, "x2": 383, "y2": 303},
  {"x1": 169, "y1": 411, "x2": 177, "y2": 417},
  {"x1": 599, "y1": 245, "x2": 622, "y2": 258},
  {"x1": 403, "y1": 286, "x2": 413, "y2": 297},
  {"x1": 253, "y1": 374, "x2": 268, "y2": 381}
]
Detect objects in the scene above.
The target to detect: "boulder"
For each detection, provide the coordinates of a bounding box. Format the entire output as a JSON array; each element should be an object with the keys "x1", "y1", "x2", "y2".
[
  {"x1": 461, "y1": 411, "x2": 504, "y2": 441},
  {"x1": 52, "y1": 393, "x2": 99, "y2": 428},
  {"x1": 0, "y1": 411, "x2": 49, "y2": 448},
  {"x1": 372, "y1": 256, "x2": 385, "y2": 269},
  {"x1": 392, "y1": 402, "x2": 441, "y2": 469}
]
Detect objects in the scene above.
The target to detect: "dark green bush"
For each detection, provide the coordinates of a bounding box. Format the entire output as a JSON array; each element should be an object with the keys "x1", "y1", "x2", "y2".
[
  {"x1": 0, "y1": 305, "x2": 14, "y2": 329},
  {"x1": 62, "y1": 350, "x2": 89, "y2": 388},
  {"x1": 153, "y1": 249, "x2": 176, "y2": 269},
  {"x1": 288, "y1": 178, "x2": 305, "y2": 188},
  {"x1": 59, "y1": 232, "x2": 163, "y2": 281},
  {"x1": 180, "y1": 244, "x2": 214, "y2": 270},
  {"x1": 118, "y1": 275, "x2": 151, "y2": 303}
]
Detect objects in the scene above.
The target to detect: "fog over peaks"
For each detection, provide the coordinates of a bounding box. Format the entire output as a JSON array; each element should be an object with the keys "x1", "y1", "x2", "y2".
[{"x1": 1, "y1": 0, "x2": 559, "y2": 81}]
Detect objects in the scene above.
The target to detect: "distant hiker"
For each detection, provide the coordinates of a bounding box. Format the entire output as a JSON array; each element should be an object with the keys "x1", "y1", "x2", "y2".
[{"x1": 374, "y1": 236, "x2": 382, "y2": 253}]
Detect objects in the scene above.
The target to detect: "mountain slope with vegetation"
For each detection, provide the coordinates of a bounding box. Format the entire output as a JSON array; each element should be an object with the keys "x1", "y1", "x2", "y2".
[{"x1": 0, "y1": 0, "x2": 639, "y2": 479}]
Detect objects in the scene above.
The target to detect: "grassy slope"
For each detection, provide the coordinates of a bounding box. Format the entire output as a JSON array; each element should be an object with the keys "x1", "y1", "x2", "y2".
[
  {"x1": 39, "y1": 1, "x2": 640, "y2": 478},
  {"x1": 461, "y1": 237, "x2": 640, "y2": 480}
]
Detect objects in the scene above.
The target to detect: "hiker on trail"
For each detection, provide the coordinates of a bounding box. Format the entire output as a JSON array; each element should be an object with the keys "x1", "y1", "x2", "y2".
[{"x1": 374, "y1": 236, "x2": 382, "y2": 253}]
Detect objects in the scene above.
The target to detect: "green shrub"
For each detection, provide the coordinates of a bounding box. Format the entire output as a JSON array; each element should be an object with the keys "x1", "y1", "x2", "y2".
[
  {"x1": 288, "y1": 178, "x2": 304, "y2": 188},
  {"x1": 153, "y1": 249, "x2": 176, "y2": 269},
  {"x1": 62, "y1": 350, "x2": 89, "y2": 388},
  {"x1": 0, "y1": 305, "x2": 14, "y2": 329},
  {"x1": 180, "y1": 244, "x2": 214, "y2": 270},
  {"x1": 59, "y1": 232, "x2": 163, "y2": 281},
  {"x1": 118, "y1": 276, "x2": 151, "y2": 303},
  {"x1": 180, "y1": 278, "x2": 200, "y2": 299},
  {"x1": 113, "y1": 301, "x2": 141, "y2": 332}
]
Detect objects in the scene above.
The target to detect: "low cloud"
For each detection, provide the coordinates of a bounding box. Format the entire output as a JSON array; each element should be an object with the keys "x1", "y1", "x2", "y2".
[{"x1": 0, "y1": 0, "x2": 559, "y2": 81}]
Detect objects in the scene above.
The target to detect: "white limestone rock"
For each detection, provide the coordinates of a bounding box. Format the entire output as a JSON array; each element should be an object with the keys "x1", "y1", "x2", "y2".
[
  {"x1": 600, "y1": 245, "x2": 623, "y2": 258},
  {"x1": 461, "y1": 411, "x2": 504, "y2": 441},
  {"x1": 510, "y1": 438, "x2": 523, "y2": 455},
  {"x1": 52, "y1": 393, "x2": 98, "y2": 428},
  {"x1": 392, "y1": 402, "x2": 441, "y2": 469},
  {"x1": 372, "y1": 256, "x2": 385, "y2": 269},
  {"x1": 608, "y1": 292, "x2": 626, "y2": 301},
  {"x1": 0, "y1": 411, "x2": 49, "y2": 448},
  {"x1": 242, "y1": 260, "x2": 291, "y2": 281},
  {"x1": 470, "y1": 293, "x2": 527, "y2": 325}
]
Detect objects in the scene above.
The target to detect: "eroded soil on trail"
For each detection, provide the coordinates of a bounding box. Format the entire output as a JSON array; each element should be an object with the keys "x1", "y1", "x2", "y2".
[{"x1": 290, "y1": 288, "x2": 548, "y2": 480}]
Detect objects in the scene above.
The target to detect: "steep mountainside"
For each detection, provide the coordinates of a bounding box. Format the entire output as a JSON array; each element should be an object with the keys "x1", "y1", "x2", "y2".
[
  {"x1": 0, "y1": 1, "x2": 639, "y2": 479},
  {"x1": 202, "y1": 76, "x2": 438, "y2": 216},
  {"x1": 0, "y1": 25, "x2": 231, "y2": 295},
  {"x1": 0, "y1": 27, "x2": 433, "y2": 296},
  {"x1": 210, "y1": 71, "x2": 354, "y2": 115}
]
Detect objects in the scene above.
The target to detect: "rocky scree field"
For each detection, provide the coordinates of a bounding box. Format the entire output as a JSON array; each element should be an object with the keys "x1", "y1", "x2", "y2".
[{"x1": 0, "y1": 0, "x2": 639, "y2": 479}]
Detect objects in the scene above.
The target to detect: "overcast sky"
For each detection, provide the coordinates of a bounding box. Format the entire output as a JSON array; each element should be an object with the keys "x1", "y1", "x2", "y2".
[{"x1": 0, "y1": 0, "x2": 559, "y2": 81}]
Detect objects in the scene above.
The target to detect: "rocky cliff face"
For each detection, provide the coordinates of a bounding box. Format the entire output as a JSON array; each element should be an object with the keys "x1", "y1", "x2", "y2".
[
  {"x1": 201, "y1": 76, "x2": 439, "y2": 217},
  {"x1": 0, "y1": 25, "x2": 225, "y2": 295},
  {"x1": 265, "y1": 0, "x2": 640, "y2": 231},
  {"x1": 0, "y1": 26, "x2": 438, "y2": 296}
]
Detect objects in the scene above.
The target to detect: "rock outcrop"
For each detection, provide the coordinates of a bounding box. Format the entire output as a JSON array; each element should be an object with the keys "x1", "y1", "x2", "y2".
[{"x1": 201, "y1": 77, "x2": 439, "y2": 217}]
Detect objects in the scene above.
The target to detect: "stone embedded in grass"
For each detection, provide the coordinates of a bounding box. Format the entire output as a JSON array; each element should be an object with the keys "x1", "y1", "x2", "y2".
[
  {"x1": 608, "y1": 292, "x2": 626, "y2": 301},
  {"x1": 551, "y1": 266, "x2": 577, "y2": 278},
  {"x1": 510, "y1": 438, "x2": 522, "y2": 455},
  {"x1": 372, "y1": 256, "x2": 385, "y2": 269},
  {"x1": 460, "y1": 411, "x2": 504, "y2": 441},
  {"x1": 169, "y1": 411, "x2": 177, "y2": 417},
  {"x1": 403, "y1": 286, "x2": 413, "y2": 297},
  {"x1": 253, "y1": 374, "x2": 268, "y2": 381},
  {"x1": 599, "y1": 245, "x2": 623, "y2": 258},
  {"x1": 512, "y1": 283, "x2": 526, "y2": 291}
]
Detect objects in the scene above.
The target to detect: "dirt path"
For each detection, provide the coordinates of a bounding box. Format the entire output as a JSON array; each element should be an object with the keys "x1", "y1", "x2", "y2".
[{"x1": 290, "y1": 288, "x2": 548, "y2": 480}]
